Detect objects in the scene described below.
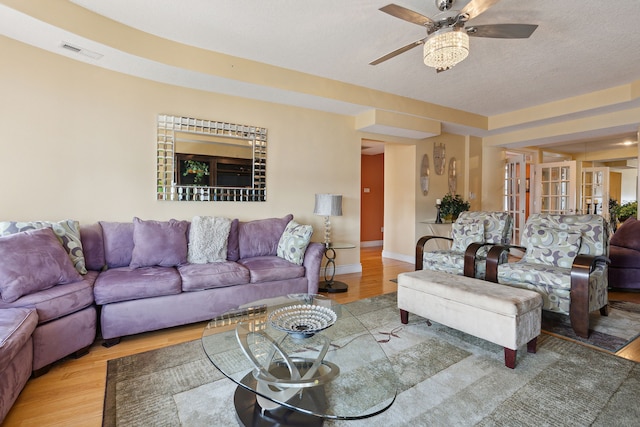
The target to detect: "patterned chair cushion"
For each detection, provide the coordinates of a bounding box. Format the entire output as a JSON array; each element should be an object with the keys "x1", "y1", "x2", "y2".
[
  {"x1": 423, "y1": 250, "x2": 465, "y2": 276},
  {"x1": 523, "y1": 226, "x2": 582, "y2": 268},
  {"x1": 451, "y1": 221, "x2": 484, "y2": 252}
]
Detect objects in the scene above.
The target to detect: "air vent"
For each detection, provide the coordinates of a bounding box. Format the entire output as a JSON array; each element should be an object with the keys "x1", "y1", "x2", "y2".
[{"x1": 60, "y1": 42, "x2": 103, "y2": 60}]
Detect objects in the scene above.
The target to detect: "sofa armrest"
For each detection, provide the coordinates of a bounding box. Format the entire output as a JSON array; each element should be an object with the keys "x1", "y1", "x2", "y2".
[
  {"x1": 570, "y1": 254, "x2": 611, "y2": 338},
  {"x1": 416, "y1": 235, "x2": 453, "y2": 270},
  {"x1": 303, "y1": 242, "x2": 326, "y2": 294}
]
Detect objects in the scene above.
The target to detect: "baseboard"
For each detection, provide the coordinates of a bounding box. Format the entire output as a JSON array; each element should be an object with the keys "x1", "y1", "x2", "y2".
[
  {"x1": 381, "y1": 250, "x2": 415, "y2": 264},
  {"x1": 320, "y1": 263, "x2": 362, "y2": 276},
  {"x1": 360, "y1": 240, "x2": 383, "y2": 248}
]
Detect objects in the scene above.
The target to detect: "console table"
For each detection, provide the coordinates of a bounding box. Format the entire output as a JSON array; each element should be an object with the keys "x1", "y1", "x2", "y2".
[{"x1": 418, "y1": 222, "x2": 452, "y2": 251}]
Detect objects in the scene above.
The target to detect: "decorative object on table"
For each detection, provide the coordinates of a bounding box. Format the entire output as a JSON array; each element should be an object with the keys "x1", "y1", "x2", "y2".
[
  {"x1": 420, "y1": 154, "x2": 430, "y2": 196},
  {"x1": 448, "y1": 157, "x2": 457, "y2": 194},
  {"x1": 586, "y1": 198, "x2": 592, "y2": 214},
  {"x1": 313, "y1": 194, "x2": 342, "y2": 247},
  {"x1": 439, "y1": 192, "x2": 470, "y2": 221},
  {"x1": 435, "y1": 198, "x2": 443, "y2": 224},
  {"x1": 617, "y1": 200, "x2": 638, "y2": 223},
  {"x1": 268, "y1": 304, "x2": 337, "y2": 339},
  {"x1": 433, "y1": 142, "x2": 445, "y2": 175}
]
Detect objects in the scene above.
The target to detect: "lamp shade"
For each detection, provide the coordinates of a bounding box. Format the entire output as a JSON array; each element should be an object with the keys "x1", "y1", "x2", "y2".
[{"x1": 314, "y1": 194, "x2": 342, "y2": 216}]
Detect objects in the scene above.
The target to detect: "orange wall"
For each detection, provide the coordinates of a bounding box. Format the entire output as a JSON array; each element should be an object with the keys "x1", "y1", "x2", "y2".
[{"x1": 361, "y1": 154, "x2": 384, "y2": 242}]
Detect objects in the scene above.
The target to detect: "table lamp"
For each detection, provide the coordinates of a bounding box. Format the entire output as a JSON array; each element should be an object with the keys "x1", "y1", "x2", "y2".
[{"x1": 313, "y1": 194, "x2": 342, "y2": 247}]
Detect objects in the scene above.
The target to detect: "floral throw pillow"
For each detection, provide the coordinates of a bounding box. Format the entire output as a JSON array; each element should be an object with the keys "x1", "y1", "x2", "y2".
[
  {"x1": 451, "y1": 221, "x2": 484, "y2": 252},
  {"x1": 524, "y1": 226, "x2": 582, "y2": 268},
  {"x1": 277, "y1": 220, "x2": 313, "y2": 265}
]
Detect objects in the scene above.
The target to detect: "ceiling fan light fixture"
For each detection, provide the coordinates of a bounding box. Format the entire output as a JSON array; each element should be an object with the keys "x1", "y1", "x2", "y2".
[{"x1": 423, "y1": 27, "x2": 469, "y2": 70}]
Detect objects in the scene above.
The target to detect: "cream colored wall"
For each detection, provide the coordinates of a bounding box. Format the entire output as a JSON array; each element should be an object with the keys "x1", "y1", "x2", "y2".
[
  {"x1": 0, "y1": 36, "x2": 361, "y2": 268},
  {"x1": 481, "y1": 145, "x2": 507, "y2": 212},
  {"x1": 383, "y1": 144, "x2": 416, "y2": 262},
  {"x1": 412, "y1": 134, "x2": 469, "y2": 250}
]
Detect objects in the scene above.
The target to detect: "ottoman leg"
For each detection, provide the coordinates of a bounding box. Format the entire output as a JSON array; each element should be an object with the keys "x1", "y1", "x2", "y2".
[
  {"x1": 400, "y1": 309, "x2": 409, "y2": 324},
  {"x1": 504, "y1": 348, "x2": 516, "y2": 369},
  {"x1": 527, "y1": 337, "x2": 538, "y2": 354}
]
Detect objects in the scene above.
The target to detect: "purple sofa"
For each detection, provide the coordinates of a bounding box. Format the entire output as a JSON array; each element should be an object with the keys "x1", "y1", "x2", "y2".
[
  {"x1": 0, "y1": 214, "x2": 323, "y2": 421},
  {"x1": 608, "y1": 217, "x2": 640, "y2": 290},
  {"x1": 84, "y1": 214, "x2": 324, "y2": 346}
]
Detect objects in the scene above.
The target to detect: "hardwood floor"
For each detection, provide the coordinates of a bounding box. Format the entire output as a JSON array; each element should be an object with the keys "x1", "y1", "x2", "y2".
[{"x1": 4, "y1": 247, "x2": 639, "y2": 426}]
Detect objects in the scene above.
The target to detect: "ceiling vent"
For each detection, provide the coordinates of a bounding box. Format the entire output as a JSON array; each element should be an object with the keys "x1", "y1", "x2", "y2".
[{"x1": 61, "y1": 42, "x2": 103, "y2": 60}]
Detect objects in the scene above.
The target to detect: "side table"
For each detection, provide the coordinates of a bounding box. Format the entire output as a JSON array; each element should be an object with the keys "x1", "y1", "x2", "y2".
[{"x1": 318, "y1": 242, "x2": 355, "y2": 293}]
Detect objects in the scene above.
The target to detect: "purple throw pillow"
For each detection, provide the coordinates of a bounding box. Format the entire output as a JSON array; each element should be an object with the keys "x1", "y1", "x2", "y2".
[
  {"x1": 0, "y1": 228, "x2": 83, "y2": 303},
  {"x1": 130, "y1": 218, "x2": 189, "y2": 268},
  {"x1": 238, "y1": 214, "x2": 293, "y2": 259}
]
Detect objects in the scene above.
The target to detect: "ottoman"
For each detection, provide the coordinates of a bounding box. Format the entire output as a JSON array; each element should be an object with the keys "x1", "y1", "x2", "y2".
[{"x1": 398, "y1": 270, "x2": 542, "y2": 369}]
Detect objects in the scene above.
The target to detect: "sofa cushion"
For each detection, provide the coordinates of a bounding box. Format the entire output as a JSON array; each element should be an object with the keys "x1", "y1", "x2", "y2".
[
  {"x1": 523, "y1": 226, "x2": 581, "y2": 268},
  {"x1": 609, "y1": 246, "x2": 639, "y2": 269},
  {"x1": 94, "y1": 266, "x2": 182, "y2": 305},
  {"x1": 226, "y1": 218, "x2": 240, "y2": 261},
  {"x1": 0, "y1": 271, "x2": 97, "y2": 324},
  {"x1": 178, "y1": 262, "x2": 250, "y2": 291},
  {"x1": 277, "y1": 220, "x2": 313, "y2": 265},
  {"x1": 611, "y1": 217, "x2": 640, "y2": 251},
  {"x1": 239, "y1": 214, "x2": 293, "y2": 259},
  {"x1": 0, "y1": 307, "x2": 38, "y2": 368},
  {"x1": 0, "y1": 219, "x2": 87, "y2": 274},
  {"x1": 130, "y1": 218, "x2": 189, "y2": 268},
  {"x1": 0, "y1": 228, "x2": 83, "y2": 303},
  {"x1": 80, "y1": 223, "x2": 106, "y2": 271},
  {"x1": 238, "y1": 256, "x2": 305, "y2": 284},
  {"x1": 187, "y1": 216, "x2": 232, "y2": 264},
  {"x1": 100, "y1": 222, "x2": 134, "y2": 268}
]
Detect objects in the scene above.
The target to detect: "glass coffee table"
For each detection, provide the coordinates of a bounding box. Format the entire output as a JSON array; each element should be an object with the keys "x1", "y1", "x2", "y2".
[{"x1": 201, "y1": 294, "x2": 398, "y2": 426}]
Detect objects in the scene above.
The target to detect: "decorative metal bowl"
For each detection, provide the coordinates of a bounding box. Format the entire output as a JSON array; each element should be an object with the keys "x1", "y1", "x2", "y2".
[{"x1": 268, "y1": 304, "x2": 337, "y2": 338}]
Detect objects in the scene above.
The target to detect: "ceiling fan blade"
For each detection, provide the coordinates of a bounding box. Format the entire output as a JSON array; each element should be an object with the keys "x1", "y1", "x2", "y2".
[
  {"x1": 467, "y1": 24, "x2": 538, "y2": 38},
  {"x1": 370, "y1": 39, "x2": 424, "y2": 65},
  {"x1": 459, "y1": 0, "x2": 501, "y2": 21},
  {"x1": 379, "y1": 4, "x2": 435, "y2": 28}
]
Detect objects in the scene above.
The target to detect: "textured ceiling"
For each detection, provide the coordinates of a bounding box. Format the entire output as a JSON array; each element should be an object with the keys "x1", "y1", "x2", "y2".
[
  {"x1": 67, "y1": 0, "x2": 640, "y2": 116},
  {"x1": 1, "y1": 0, "x2": 639, "y2": 155}
]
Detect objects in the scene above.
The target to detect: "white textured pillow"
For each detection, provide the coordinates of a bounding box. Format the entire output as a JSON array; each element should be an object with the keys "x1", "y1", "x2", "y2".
[
  {"x1": 277, "y1": 220, "x2": 313, "y2": 265},
  {"x1": 188, "y1": 216, "x2": 232, "y2": 264}
]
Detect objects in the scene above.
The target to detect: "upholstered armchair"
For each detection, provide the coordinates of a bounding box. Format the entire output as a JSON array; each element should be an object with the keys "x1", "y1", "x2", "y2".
[
  {"x1": 416, "y1": 211, "x2": 513, "y2": 278},
  {"x1": 485, "y1": 213, "x2": 610, "y2": 338}
]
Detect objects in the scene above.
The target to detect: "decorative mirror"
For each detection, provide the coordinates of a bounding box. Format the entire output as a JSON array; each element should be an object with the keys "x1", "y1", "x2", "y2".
[
  {"x1": 434, "y1": 142, "x2": 446, "y2": 175},
  {"x1": 448, "y1": 157, "x2": 457, "y2": 194},
  {"x1": 157, "y1": 114, "x2": 267, "y2": 201},
  {"x1": 420, "y1": 154, "x2": 430, "y2": 196}
]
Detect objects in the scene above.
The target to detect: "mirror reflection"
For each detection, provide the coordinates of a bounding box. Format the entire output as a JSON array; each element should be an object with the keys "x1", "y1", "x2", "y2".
[{"x1": 157, "y1": 115, "x2": 267, "y2": 201}]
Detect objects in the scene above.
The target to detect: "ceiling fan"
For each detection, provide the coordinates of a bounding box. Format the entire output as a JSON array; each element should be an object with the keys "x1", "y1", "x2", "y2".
[{"x1": 370, "y1": 0, "x2": 538, "y2": 71}]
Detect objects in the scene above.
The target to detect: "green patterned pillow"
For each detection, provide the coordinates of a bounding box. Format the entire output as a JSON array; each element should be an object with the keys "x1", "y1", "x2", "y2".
[
  {"x1": 524, "y1": 226, "x2": 581, "y2": 268},
  {"x1": 0, "y1": 220, "x2": 87, "y2": 274},
  {"x1": 277, "y1": 220, "x2": 313, "y2": 265},
  {"x1": 451, "y1": 220, "x2": 484, "y2": 252}
]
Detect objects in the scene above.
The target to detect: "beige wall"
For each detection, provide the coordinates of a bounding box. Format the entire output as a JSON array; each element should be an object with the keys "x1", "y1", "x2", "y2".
[
  {"x1": 0, "y1": 36, "x2": 362, "y2": 269},
  {"x1": 383, "y1": 144, "x2": 416, "y2": 261}
]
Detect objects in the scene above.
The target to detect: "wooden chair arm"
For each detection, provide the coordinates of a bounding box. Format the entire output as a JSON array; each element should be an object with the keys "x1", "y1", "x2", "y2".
[
  {"x1": 484, "y1": 244, "x2": 521, "y2": 282},
  {"x1": 569, "y1": 254, "x2": 610, "y2": 338},
  {"x1": 463, "y1": 242, "x2": 490, "y2": 277},
  {"x1": 415, "y1": 235, "x2": 453, "y2": 271}
]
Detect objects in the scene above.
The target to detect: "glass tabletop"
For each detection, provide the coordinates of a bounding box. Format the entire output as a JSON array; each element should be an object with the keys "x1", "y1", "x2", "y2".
[{"x1": 201, "y1": 294, "x2": 398, "y2": 421}]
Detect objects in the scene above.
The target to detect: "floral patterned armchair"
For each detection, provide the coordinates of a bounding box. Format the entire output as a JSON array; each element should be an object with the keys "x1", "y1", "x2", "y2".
[
  {"x1": 416, "y1": 211, "x2": 513, "y2": 279},
  {"x1": 485, "y1": 214, "x2": 610, "y2": 338}
]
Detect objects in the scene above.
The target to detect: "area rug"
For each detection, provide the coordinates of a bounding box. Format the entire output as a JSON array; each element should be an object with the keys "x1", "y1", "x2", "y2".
[{"x1": 103, "y1": 293, "x2": 640, "y2": 426}]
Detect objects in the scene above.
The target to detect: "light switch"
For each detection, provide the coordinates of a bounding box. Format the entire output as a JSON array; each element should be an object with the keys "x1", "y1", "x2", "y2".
[{"x1": 363, "y1": 188, "x2": 371, "y2": 193}]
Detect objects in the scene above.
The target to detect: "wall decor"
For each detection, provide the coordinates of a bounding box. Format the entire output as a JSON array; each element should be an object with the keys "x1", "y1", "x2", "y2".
[
  {"x1": 448, "y1": 157, "x2": 457, "y2": 194},
  {"x1": 156, "y1": 114, "x2": 267, "y2": 202},
  {"x1": 434, "y1": 142, "x2": 446, "y2": 175},
  {"x1": 420, "y1": 154, "x2": 430, "y2": 196}
]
